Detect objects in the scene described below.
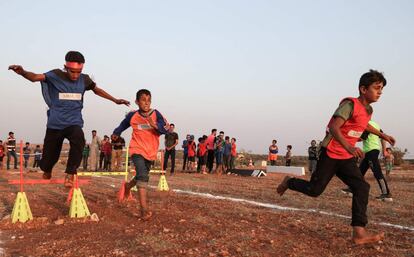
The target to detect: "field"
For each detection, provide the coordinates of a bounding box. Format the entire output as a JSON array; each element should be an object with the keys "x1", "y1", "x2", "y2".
[{"x1": 0, "y1": 165, "x2": 413, "y2": 257}]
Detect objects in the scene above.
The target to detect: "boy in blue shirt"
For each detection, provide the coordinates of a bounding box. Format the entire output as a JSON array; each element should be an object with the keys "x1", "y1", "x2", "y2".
[{"x1": 9, "y1": 51, "x2": 129, "y2": 187}]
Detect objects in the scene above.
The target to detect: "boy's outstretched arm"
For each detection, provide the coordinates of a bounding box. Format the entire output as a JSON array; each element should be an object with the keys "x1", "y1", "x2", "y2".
[
  {"x1": 328, "y1": 117, "x2": 364, "y2": 158},
  {"x1": 92, "y1": 86, "x2": 130, "y2": 106},
  {"x1": 8, "y1": 65, "x2": 45, "y2": 82},
  {"x1": 365, "y1": 123, "x2": 396, "y2": 146}
]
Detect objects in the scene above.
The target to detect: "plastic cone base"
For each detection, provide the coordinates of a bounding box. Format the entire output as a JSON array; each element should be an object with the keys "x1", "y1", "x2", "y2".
[
  {"x1": 69, "y1": 188, "x2": 90, "y2": 218},
  {"x1": 157, "y1": 175, "x2": 169, "y2": 191},
  {"x1": 118, "y1": 181, "x2": 136, "y2": 202},
  {"x1": 11, "y1": 192, "x2": 33, "y2": 223}
]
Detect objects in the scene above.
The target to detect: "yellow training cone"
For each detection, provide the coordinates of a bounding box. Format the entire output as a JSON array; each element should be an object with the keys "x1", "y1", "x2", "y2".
[
  {"x1": 157, "y1": 174, "x2": 169, "y2": 191},
  {"x1": 69, "y1": 188, "x2": 91, "y2": 218},
  {"x1": 11, "y1": 192, "x2": 33, "y2": 223}
]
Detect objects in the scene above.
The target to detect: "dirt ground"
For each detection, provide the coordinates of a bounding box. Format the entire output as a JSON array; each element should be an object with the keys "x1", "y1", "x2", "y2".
[{"x1": 0, "y1": 165, "x2": 413, "y2": 257}]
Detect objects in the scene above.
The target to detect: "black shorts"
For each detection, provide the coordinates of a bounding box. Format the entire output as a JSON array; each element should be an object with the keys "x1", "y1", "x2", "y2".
[{"x1": 188, "y1": 156, "x2": 195, "y2": 162}]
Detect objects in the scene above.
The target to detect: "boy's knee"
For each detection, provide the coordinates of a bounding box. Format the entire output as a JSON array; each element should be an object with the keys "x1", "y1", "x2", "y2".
[{"x1": 308, "y1": 187, "x2": 324, "y2": 197}]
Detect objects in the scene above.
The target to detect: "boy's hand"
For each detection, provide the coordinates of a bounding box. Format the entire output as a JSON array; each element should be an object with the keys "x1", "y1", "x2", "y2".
[
  {"x1": 114, "y1": 98, "x2": 130, "y2": 106},
  {"x1": 346, "y1": 146, "x2": 365, "y2": 158},
  {"x1": 382, "y1": 134, "x2": 396, "y2": 146},
  {"x1": 8, "y1": 65, "x2": 25, "y2": 75}
]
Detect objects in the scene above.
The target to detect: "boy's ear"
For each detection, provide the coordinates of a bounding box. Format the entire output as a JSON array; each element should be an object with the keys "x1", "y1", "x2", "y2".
[{"x1": 359, "y1": 85, "x2": 368, "y2": 94}]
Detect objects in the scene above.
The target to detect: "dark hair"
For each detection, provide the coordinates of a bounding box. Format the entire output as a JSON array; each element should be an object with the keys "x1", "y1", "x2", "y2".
[
  {"x1": 136, "y1": 89, "x2": 151, "y2": 100},
  {"x1": 92, "y1": 130, "x2": 97, "y2": 133},
  {"x1": 287, "y1": 145, "x2": 292, "y2": 149},
  {"x1": 9, "y1": 131, "x2": 14, "y2": 135},
  {"x1": 272, "y1": 139, "x2": 277, "y2": 144},
  {"x1": 211, "y1": 129, "x2": 217, "y2": 133},
  {"x1": 198, "y1": 137, "x2": 202, "y2": 142},
  {"x1": 232, "y1": 138, "x2": 236, "y2": 142},
  {"x1": 25, "y1": 142, "x2": 30, "y2": 145},
  {"x1": 170, "y1": 123, "x2": 175, "y2": 127},
  {"x1": 203, "y1": 135, "x2": 208, "y2": 139},
  {"x1": 225, "y1": 136, "x2": 230, "y2": 140},
  {"x1": 36, "y1": 145, "x2": 40, "y2": 147},
  {"x1": 219, "y1": 131, "x2": 224, "y2": 134},
  {"x1": 65, "y1": 51, "x2": 85, "y2": 63},
  {"x1": 359, "y1": 69, "x2": 386, "y2": 92}
]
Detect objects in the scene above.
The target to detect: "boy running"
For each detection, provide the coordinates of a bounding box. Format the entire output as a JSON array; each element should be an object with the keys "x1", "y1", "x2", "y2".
[
  {"x1": 276, "y1": 70, "x2": 395, "y2": 245},
  {"x1": 114, "y1": 89, "x2": 169, "y2": 220}
]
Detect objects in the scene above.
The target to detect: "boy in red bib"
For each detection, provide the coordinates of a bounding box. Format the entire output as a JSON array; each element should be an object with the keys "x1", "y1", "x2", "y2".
[
  {"x1": 112, "y1": 89, "x2": 169, "y2": 220},
  {"x1": 277, "y1": 70, "x2": 395, "y2": 245}
]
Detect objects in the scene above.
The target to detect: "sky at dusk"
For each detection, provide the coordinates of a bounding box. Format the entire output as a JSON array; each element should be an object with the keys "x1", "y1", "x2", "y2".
[{"x1": 1, "y1": 0, "x2": 413, "y2": 156}]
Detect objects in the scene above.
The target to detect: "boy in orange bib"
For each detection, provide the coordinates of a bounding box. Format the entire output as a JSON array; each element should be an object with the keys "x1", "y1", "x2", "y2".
[{"x1": 112, "y1": 89, "x2": 169, "y2": 220}]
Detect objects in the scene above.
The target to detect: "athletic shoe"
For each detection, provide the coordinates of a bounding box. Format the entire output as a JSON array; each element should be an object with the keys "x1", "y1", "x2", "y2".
[{"x1": 376, "y1": 194, "x2": 393, "y2": 202}]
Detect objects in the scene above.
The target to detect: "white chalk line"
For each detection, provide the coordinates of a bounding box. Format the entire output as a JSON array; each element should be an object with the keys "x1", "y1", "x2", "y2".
[
  {"x1": 83, "y1": 176, "x2": 414, "y2": 232},
  {"x1": 0, "y1": 231, "x2": 4, "y2": 256}
]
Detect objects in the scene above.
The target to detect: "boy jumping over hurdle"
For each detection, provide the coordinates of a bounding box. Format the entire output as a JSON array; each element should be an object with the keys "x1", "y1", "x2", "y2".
[{"x1": 8, "y1": 51, "x2": 129, "y2": 187}]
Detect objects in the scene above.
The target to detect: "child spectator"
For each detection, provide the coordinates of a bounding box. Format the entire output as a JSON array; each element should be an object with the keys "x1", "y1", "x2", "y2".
[
  {"x1": 23, "y1": 142, "x2": 31, "y2": 169},
  {"x1": 230, "y1": 138, "x2": 237, "y2": 170},
  {"x1": 33, "y1": 145, "x2": 42, "y2": 168},
  {"x1": 111, "y1": 135, "x2": 125, "y2": 171},
  {"x1": 285, "y1": 145, "x2": 292, "y2": 166},
  {"x1": 215, "y1": 132, "x2": 225, "y2": 174},
  {"x1": 82, "y1": 144, "x2": 90, "y2": 170},
  {"x1": 9, "y1": 51, "x2": 129, "y2": 187},
  {"x1": 102, "y1": 136, "x2": 112, "y2": 171},
  {"x1": 187, "y1": 135, "x2": 196, "y2": 171},
  {"x1": 198, "y1": 137, "x2": 208, "y2": 174},
  {"x1": 223, "y1": 136, "x2": 232, "y2": 172},
  {"x1": 182, "y1": 135, "x2": 190, "y2": 171},
  {"x1": 308, "y1": 140, "x2": 318, "y2": 175},
  {"x1": 277, "y1": 70, "x2": 395, "y2": 245},
  {"x1": 268, "y1": 140, "x2": 278, "y2": 166},
  {"x1": 384, "y1": 147, "x2": 394, "y2": 177},
  {"x1": 115, "y1": 89, "x2": 169, "y2": 220}
]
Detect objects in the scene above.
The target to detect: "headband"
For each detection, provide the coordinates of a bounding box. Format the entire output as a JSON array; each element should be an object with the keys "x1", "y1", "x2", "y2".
[{"x1": 65, "y1": 62, "x2": 84, "y2": 69}]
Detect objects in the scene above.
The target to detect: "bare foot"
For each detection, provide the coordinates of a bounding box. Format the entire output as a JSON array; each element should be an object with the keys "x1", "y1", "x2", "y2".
[
  {"x1": 276, "y1": 176, "x2": 291, "y2": 196},
  {"x1": 42, "y1": 172, "x2": 52, "y2": 179},
  {"x1": 140, "y1": 210, "x2": 153, "y2": 221},
  {"x1": 352, "y1": 226, "x2": 385, "y2": 245},
  {"x1": 64, "y1": 174, "x2": 74, "y2": 188}
]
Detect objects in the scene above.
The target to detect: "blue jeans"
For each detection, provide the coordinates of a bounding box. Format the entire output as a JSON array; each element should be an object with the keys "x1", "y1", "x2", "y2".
[
  {"x1": 131, "y1": 154, "x2": 152, "y2": 187},
  {"x1": 7, "y1": 151, "x2": 18, "y2": 169},
  {"x1": 215, "y1": 151, "x2": 223, "y2": 165}
]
